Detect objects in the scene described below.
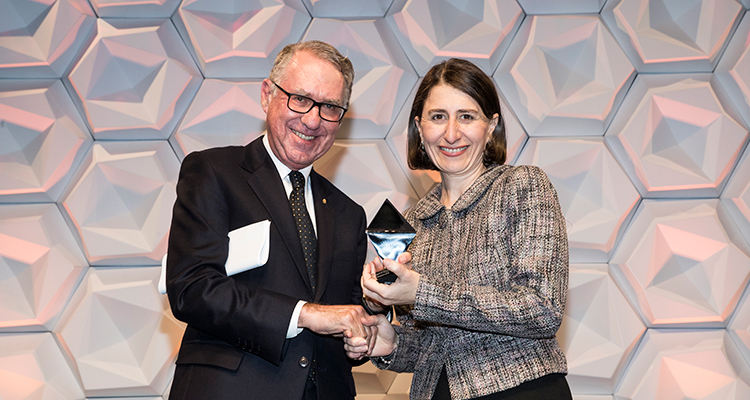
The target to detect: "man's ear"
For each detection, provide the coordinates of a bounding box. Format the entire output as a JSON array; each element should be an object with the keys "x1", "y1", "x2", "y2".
[{"x1": 260, "y1": 79, "x2": 273, "y2": 113}]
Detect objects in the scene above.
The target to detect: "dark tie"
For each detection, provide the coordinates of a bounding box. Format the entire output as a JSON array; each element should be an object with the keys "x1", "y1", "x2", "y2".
[{"x1": 289, "y1": 171, "x2": 317, "y2": 293}]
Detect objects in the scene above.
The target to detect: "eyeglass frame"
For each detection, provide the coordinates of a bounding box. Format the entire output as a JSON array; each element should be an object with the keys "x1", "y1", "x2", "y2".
[{"x1": 271, "y1": 81, "x2": 348, "y2": 122}]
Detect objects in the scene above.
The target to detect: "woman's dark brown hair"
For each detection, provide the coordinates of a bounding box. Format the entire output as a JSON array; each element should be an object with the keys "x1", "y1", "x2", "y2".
[{"x1": 407, "y1": 58, "x2": 507, "y2": 171}]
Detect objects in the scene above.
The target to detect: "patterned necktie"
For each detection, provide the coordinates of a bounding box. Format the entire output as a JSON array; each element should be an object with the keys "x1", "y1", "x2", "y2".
[{"x1": 289, "y1": 171, "x2": 317, "y2": 293}]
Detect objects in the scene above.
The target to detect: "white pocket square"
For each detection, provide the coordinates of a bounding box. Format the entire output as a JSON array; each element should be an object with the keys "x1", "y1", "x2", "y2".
[{"x1": 158, "y1": 220, "x2": 271, "y2": 294}]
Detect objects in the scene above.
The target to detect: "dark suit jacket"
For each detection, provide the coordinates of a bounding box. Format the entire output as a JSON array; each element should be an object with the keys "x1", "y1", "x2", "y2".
[{"x1": 166, "y1": 137, "x2": 367, "y2": 400}]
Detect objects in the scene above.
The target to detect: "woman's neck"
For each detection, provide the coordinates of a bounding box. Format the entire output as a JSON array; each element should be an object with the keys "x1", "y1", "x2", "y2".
[{"x1": 439, "y1": 165, "x2": 487, "y2": 209}]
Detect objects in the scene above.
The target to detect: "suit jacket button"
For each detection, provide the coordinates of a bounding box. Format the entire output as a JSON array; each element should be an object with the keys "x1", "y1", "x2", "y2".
[{"x1": 299, "y1": 356, "x2": 309, "y2": 368}]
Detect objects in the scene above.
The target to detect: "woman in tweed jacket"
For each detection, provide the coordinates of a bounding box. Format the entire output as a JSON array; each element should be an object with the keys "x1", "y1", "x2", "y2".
[{"x1": 345, "y1": 59, "x2": 572, "y2": 400}]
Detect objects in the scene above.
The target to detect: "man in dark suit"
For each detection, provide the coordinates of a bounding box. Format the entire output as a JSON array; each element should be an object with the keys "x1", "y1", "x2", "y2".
[{"x1": 166, "y1": 41, "x2": 373, "y2": 400}]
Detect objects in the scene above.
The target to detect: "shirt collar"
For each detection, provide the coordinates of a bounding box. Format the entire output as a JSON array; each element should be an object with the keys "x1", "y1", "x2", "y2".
[{"x1": 262, "y1": 134, "x2": 313, "y2": 180}]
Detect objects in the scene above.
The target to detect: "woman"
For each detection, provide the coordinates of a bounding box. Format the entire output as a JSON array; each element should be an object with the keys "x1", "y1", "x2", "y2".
[{"x1": 346, "y1": 58, "x2": 571, "y2": 400}]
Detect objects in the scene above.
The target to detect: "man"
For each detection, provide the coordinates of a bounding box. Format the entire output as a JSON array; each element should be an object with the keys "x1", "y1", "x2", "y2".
[{"x1": 166, "y1": 41, "x2": 372, "y2": 400}]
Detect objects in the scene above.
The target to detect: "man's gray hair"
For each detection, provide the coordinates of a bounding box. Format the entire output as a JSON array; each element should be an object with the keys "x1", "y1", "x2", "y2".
[{"x1": 269, "y1": 41, "x2": 355, "y2": 108}]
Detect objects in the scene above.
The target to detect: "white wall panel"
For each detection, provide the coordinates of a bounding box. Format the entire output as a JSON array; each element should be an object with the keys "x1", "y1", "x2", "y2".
[
  {"x1": 0, "y1": 0, "x2": 96, "y2": 79},
  {"x1": 602, "y1": 0, "x2": 743, "y2": 73},
  {"x1": 54, "y1": 266, "x2": 185, "y2": 397},
  {"x1": 172, "y1": 0, "x2": 311, "y2": 78},
  {"x1": 494, "y1": 15, "x2": 636, "y2": 137},
  {"x1": 516, "y1": 137, "x2": 640, "y2": 263},
  {"x1": 610, "y1": 199, "x2": 750, "y2": 328},
  {"x1": 605, "y1": 73, "x2": 748, "y2": 199},
  {"x1": 0, "y1": 0, "x2": 748, "y2": 398},
  {"x1": 386, "y1": 0, "x2": 524, "y2": 76},
  {"x1": 0, "y1": 204, "x2": 88, "y2": 332},
  {"x1": 170, "y1": 79, "x2": 266, "y2": 160},
  {"x1": 0, "y1": 79, "x2": 93, "y2": 203},
  {"x1": 65, "y1": 18, "x2": 202, "y2": 140},
  {"x1": 60, "y1": 141, "x2": 180, "y2": 266}
]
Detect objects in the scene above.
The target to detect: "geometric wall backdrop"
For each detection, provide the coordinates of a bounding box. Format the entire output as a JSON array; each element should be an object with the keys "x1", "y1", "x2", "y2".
[
  {"x1": 614, "y1": 329, "x2": 750, "y2": 399},
  {"x1": 65, "y1": 18, "x2": 202, "y2": 140},
  {"x1": 558, "y1": 264, "x2": 646, "y2": 395},
  {"x1": 0, "y1": 79, "x2": 93, "y2": 203},
  {"x1": 0, "y1": 332, "x2": 85, "y2": 399},
  {"x1": 494, "y1": 14, "x2": 636, "y2": 138},
  {"x1": 0, "y1": 0, "x2": 748, "y2": 399},
  {"x1": 605, "y1": 73, "x2": 748, "y2": 199},
  {"x1": 60, "y1": 141, "x2": 180, "y2": 266},
  {"x1": 169, "y1": 80, "x2": 265, "y2": 160},
  {"x1": 386, "y1": 0, "x2": 524, "y2": 76},
  {"x1": 715, "y1": 10, "x2": 750, "y2": 128},
  {"x1": 516, "y1": 137, "x2": 641, "y2": 263},
  {"x1": 0, "y1": 0, "x2": 96, "y2": 79},
  {"x1": 602, "y1": 0, "x2": 744, "y2": 73},
  {"x1": 610, "y1": 199, "x2": 750, "y2": 328},
  {"x1": 0, "y1": 203, "x2": 88, "y2": 332},
  {"x1": 173, "y1": 0, "x2": 311, "y2": 78},
  {"x1": 53, "y1": 266, "x2": 184, "y2": 397}
]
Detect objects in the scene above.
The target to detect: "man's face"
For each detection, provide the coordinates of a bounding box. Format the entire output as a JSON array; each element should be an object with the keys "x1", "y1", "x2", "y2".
[{"x1": 261, "y1": 50, "x2": 346, "y2": 171}]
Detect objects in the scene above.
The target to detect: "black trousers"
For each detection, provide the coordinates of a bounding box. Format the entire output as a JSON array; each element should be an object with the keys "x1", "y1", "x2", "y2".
[{"x1": 431, "y1": 367, "x2": 572, "y2": 400}]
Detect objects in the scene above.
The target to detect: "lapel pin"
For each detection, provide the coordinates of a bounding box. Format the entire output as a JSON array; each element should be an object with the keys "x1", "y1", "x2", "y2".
[{"x1": 322, "y1": 198, "x2": 327, "y2": 205}]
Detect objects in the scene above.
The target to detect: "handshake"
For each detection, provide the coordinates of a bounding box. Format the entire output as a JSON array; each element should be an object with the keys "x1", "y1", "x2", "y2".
[{"x1": 298, "y1": 252, "x2": 418, "y2": 361}]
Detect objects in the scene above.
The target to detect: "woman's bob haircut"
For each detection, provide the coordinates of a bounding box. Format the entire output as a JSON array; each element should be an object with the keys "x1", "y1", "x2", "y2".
[{"x1": 407, "y1": 58, "x2": 507, "y2": 171}]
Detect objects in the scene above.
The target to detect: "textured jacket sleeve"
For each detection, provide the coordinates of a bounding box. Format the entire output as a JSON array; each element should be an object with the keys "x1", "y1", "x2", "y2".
[{"x1": 411, "y1": 165, "x2": 569, "y2": 338}]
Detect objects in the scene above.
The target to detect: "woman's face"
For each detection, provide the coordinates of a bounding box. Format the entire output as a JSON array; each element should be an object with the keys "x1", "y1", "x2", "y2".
[{"x1": 416, "y1": 84, "x2": 498, "y2": 179}]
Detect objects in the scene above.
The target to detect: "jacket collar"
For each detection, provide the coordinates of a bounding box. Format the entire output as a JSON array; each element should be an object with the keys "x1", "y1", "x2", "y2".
[{"x1": 411, "y1": 164, "x2": 510, "y2": 220}]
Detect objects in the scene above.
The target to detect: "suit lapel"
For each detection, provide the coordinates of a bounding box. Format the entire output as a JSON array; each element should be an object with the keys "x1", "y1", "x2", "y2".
[
  {"x1": 311, "y1": 170, "x2": 334, "y2": 302},
  {"x1": 240, "y1": 138, "x2": 314, "y2": 296}
]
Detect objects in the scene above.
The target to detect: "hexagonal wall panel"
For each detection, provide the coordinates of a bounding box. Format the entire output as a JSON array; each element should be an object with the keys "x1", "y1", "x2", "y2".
[
  {"x1": 714, "y1": 10, "x2": 750, "y2": 129},
  {"x1": 0, "y1": 79, "x2": 93, "y2": 203},
  {"x1": 610, "y1": 199, "x2": 750, "y2": 328},
  {"x1": 313, "y1": 140, "x2": 419, "y2": 221},
  {"x1": 54, "y1": 266, "x2": 185, "y2": 397},
  {"x1": 353, "y1": 362, "x2": 400, "y2": 396},
  {"x1": 386, "y1": 0, "x2": 524, "y2": 76},
  {"x1": 0, "y1": 332, "x2": 84, "y2": 399},
  {"x1": 0, "y1": 204, "x2": 88, "y2": 332},
  {"x1": 0, "y1": 0, "x2": 96, "y2": 78},
  {"x1": 65, "y1": 18, "x2": 202, "y2": 140},
  {"x1": 615, "y1": 329, "x2": 750, "y2": 399},
  {"x1": 602, "y1": 0, "x2": 743, "y2": 73},
  {"x1": 89, "y1": 0, "x2": 181, "y2": 18},
  {"x1": 721, "y1": 146, "x2": 750, "y2": 250},
  {"x1": 302, "y1": 0, "x2": 393, "y2": 18},
  {"x1": 516, "y1": 137, "x2": 640, "y2": 263},
  {"x1": 303, "y1": 18, "x2": 418, "y2": 140},
  {"x1": 605, "y1": 74, "x2": 748, "y2": 199},
  {"x1": 494, "y1": 15, "x2": 636, "y2": 137},
  {"x1": 516, "y1": 0, "x2": 606, "y2": 14},
  {"x1": 173, "y1": 0, "x2": 311, "y2": 78},
  {"x1": 170, "y1": 79, "x2": 266, "y2": 160},
  {"x1": 729, "y1": 284, "x2": 750, "y2": 377},
  {"x1": 60, "y1": 141, "x2": 180, "y2": 266},
  {"x1": 557, "y1": 264, "x2": 645, "y2": 395}
]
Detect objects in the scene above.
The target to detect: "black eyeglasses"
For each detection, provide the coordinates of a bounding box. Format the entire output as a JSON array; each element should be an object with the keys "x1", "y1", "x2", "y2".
[{"x1": 272, "y1": 82, "x2": 347, "y2": 122}]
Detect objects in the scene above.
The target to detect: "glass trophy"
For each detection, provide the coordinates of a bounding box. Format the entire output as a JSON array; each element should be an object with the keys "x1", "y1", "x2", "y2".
[{"x1": 366, "y1": 199, "x2": 415, "y2": 284}]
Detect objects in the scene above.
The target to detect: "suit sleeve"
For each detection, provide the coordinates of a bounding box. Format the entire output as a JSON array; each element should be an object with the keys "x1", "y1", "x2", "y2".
[{"x1": 166, "y1": 151, "x2": 299, "y2": 365}]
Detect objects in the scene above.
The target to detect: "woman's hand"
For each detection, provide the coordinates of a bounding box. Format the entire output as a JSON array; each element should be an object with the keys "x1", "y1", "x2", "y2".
[
  {"x1": 344, "y1": 314, "x2": 397, "y2": 360},
  {"x1": 362, "y1": 252, "x2": 419, "y2": 306}
]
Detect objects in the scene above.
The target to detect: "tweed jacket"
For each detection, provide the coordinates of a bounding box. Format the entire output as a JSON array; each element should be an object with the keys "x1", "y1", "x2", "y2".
[{"x1": 374, "y1": 164, "x2": 569, "y2": 400}]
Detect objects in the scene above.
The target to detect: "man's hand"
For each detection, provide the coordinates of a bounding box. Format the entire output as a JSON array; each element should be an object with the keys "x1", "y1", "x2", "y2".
[{"x1": 298, "y1": 303, "x2": 372, "y2": 339}]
